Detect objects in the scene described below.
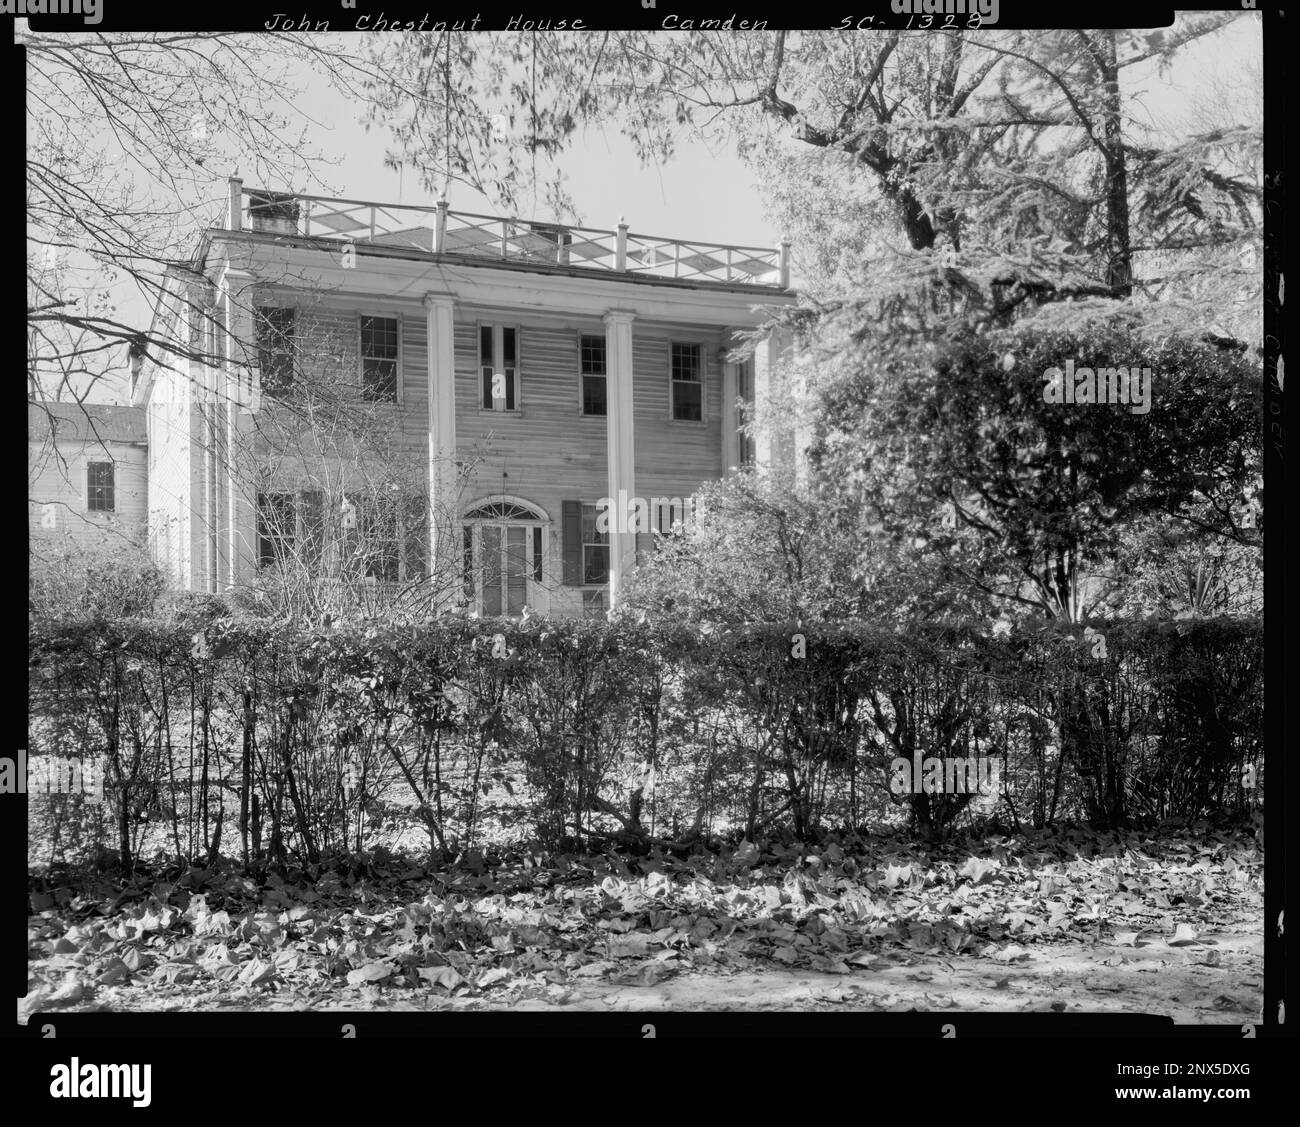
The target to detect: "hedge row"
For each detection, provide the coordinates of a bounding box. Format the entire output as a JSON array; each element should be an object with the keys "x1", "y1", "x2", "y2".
[{"x1": 27, "y1": 612, "x2": 1262, "y2": 868}]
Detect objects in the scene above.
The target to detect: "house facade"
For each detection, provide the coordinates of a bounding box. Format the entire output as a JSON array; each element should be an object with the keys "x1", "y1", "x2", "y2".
[
  {"x1": 28, "y1": 403, "x2": 148, "y2": 553},
  {"x1": 132, "y1": 179, "x2": 799, "y2": 615}
]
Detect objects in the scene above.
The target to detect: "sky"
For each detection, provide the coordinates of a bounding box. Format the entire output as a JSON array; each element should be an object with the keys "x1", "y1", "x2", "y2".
[
  {"x1": 296, "y1": 105, "x2": 774, "y2": 252},
  {"x1": 293, "y1": 17, "x2": 1260, "y2": 250},
  {"x1": 50, "y1": 19, "x2": 1260, "y2": 405}
]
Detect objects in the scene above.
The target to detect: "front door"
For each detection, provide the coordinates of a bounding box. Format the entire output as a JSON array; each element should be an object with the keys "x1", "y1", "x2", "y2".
[{"x1": 478, "y1": 523, "x2": 530, "y2": 616}]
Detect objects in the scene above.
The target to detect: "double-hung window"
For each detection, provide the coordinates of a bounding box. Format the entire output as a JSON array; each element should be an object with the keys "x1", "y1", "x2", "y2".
[
  {"x1": 479, "y1": 324, "x2": 518, "y2": 411},
  {"x1": 353, "y1": 498, "x2": 400, "y2": 581},
  {"x1": 256, "y1": 491, "x2": 296, "y2": 567},
  {"x1": 86, "y1": 461, "x2": 115, "y2": 513},
  {"x1": 580, "y1": 334, "x2": 607, "y2": 416},
  {"x1": 561, "y1": 499, "x2": 612, "y2": 591},
  {"x1": 255, "y1": 307, "x2": 295, "y2": 396},
  {"x1": 671, "y1": 342, "x2": 703, "y2": 421},
  {"x1": 581, "y1": 502, "x2": 610, "y2": 585},
  {"x1": 360, "y1": 315, "x2": 399, "y2": 402}
]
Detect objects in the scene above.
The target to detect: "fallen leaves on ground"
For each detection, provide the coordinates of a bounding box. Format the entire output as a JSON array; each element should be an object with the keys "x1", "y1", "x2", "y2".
[{"x1": 24, "y1": 824, "x2": 1263, "y2": 1013}]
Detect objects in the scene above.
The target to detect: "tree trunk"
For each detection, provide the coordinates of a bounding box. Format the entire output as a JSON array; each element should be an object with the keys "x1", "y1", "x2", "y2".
[
  {"x1": 1097, "y1": 30, "x2": 1133, "y2": 297},
  {"x1": 281, "y1": 725, "x2": 318, "y2": 863},
  {"x1": 239, "y1": 686, "x2": 253, "y2": 866}
]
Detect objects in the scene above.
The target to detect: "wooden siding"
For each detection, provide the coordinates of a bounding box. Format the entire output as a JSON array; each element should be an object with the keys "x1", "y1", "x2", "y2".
[
  {"x1": 29, "y1": 436, "x2": 148, "y2": 554},
  {"x1": 204, "y1": 295, "x2": 738, "y2": 613},
  {"x1": 145, "y1": 371, "x2": 192, "y2": 585}
]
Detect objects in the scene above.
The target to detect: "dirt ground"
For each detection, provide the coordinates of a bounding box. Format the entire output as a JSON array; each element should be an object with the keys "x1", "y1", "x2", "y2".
[
  {"x1": 23, "y1": 824, "x2": 1265, "y2": 1025},
  {"x1": 22, "y1": 931, "x2": 1262, "y2": 1023}
]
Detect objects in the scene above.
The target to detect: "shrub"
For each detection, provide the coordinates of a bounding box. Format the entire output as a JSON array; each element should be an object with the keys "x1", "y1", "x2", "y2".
[{"x1": 27, "y1": 611, "x2": 1263, "y2": 870}]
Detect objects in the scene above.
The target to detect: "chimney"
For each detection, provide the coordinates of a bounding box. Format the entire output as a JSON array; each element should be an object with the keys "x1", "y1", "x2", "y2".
[{"x1": 247, "y1": 190, "x2": 301, "y2": 235}]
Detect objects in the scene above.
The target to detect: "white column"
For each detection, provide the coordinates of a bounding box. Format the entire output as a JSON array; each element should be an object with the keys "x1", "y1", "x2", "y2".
[
  {"x1": 202, "y1": 405, "x2": 218, "y2": 593},
  {"x1": 220, "y1": 278, "x2": 257, "y2": 587},
  {"x1": 222, "y1": 268, "x2": 260, "y2": 410},
  {"x1": 792, "y1": 332, "x2": 813, "y2": 490},
  {"x1": 751, "y1": 325, "x2": 794, "y2": 472},
  {"x1": 604, "y1": 310, "x2": 636, "y2": 606},
  {"x1": 721, "y1": 329, "x2": 741, "y2": 474},
  {"x1": 224, "y1": 401, "x2": 256, "y2": 588},
  {"x1": 425, "y1": 292, "x2": 458, "y2": 585},
  {"x1": 185, "y1": 283, "x2": 221, "y2": 593},
  {"x1": 224, "y1": 409, "x2": 247, "y2": 586}
]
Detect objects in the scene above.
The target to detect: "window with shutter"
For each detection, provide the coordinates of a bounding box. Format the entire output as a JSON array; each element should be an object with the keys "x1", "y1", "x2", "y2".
[{"x1": 580, "y1": 503, "x2": 610, "y2": 584}]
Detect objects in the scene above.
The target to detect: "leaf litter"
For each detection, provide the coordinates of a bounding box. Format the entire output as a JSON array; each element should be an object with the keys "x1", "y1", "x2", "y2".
[{"x1": 22, "y1": 825, "x2": 1262, "y2": 1021}]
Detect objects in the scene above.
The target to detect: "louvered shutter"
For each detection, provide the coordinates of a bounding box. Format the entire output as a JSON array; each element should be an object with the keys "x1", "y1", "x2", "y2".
[{"x1": 562, "y1": 500, "x2": 582, "y2": 585}]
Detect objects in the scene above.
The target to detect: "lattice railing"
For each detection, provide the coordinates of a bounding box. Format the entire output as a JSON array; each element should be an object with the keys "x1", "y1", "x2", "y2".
[{"x1": 226, "y1": 181, "x2": 790, "y2": 289}]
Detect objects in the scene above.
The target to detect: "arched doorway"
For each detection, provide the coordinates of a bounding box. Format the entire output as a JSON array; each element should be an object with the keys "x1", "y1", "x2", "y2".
[{"x1": 461, "y1": 497, "x2": 548, "y2": 616}]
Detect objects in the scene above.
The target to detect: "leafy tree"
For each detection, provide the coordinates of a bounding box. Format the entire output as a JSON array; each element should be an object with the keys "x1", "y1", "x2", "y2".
[
  {"x1": 364, "y1": 20, "x2": 1259, "y2": 328},
  {"x1": 24, "y1": 31, "x2": 432, "y2": 613},
  {"x1": 622, "y1": 463, "x2": 991, "y2": 627},
  {"x1": 24, "y1": 30, "x2": 383, "y2": 404},
  {"x1": 808, "y1": 314, "x2": 1262, "y2": 623}
]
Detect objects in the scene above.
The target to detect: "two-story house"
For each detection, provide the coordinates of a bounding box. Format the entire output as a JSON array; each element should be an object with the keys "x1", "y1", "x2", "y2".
[
  {"x1": 29, "y1": 402, "x2": 148, "y2": 552},
  {"x1": 132, "y1": 178, "x2": 799, "y2": 615}
]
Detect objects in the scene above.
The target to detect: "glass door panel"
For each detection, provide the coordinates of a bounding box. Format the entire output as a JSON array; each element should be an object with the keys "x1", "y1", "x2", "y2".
[
  {"x1": 481, "y1": 525, "x2": 503, "y2": 615},
  {"x1": 505, "y1": 526, "x2": 528, "y2": 616}
]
